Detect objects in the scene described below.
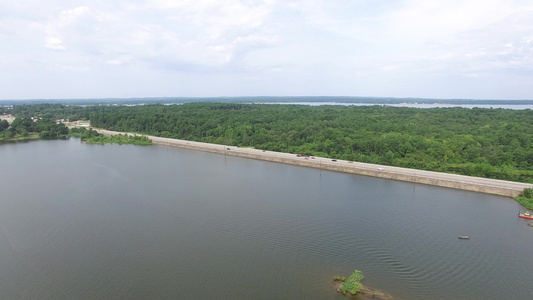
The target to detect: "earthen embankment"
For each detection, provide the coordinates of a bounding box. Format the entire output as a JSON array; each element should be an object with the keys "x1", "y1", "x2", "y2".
[{"x1": 95, "y1": 129, "x2": 533, "y2": 197}]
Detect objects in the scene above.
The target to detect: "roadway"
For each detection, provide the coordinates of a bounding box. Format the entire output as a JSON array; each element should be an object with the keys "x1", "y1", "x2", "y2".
[{"x1": 95, "y1": 129, "x2": 533, "y2": 197}]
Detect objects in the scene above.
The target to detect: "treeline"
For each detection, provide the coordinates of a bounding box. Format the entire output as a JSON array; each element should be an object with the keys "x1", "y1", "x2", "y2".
[
  {"x1": 12, "y1": 103, "x2": 533, "y2": 183},
  {"x1": 13, "y1": 103, "x2": 112, "y2": 121},
  {"x1": 3, "y1": 105, "x2": 152, "y2": 145},
  {"x1": 0, "y1": 106, "x2": 12, "y2": 115},
  {"x1": 69, "y1": 127, "x2": 152, "y2": 145},
  {"x1": 0, "y1": 117, "x2": 68, "y2": 141}
]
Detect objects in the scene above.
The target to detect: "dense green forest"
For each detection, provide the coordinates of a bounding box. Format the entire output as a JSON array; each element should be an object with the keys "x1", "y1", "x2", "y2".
[
  {"x1": 13, "y1": 103, "x2": 112, "y2": 120},
  {"x1": 1, "y1": 105, "x2": 151, "y2": 145},
  {"x1": 0, "y1": 116, "x2": 68, "y2": 141},
  {"x1": 0, "y1": 106, "x2": 11, "y2": 115},
  {"x1": 11, "y1": 103, "x2": 533, "y2": 183}
]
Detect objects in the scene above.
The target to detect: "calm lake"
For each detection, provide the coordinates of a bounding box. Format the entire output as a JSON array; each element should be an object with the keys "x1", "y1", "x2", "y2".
[{"x1": 1, "y1": 139, "x2": 532, "y2": 300}]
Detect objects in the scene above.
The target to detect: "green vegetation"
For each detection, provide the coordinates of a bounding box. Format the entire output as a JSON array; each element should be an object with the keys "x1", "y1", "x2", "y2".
[
  {"x1": 11, "y1": 103, "x2": 533, "y2": 183},
  {"x1": 0, "y1": 119, "x2": 9, "y2": 131},
  {"x1": 69, "y1": 127, "x2": 152, "y2": 145},
  {"x1": 514, "y1": 188, "x2": 533, "y2": 210},
  {"x1": 0, "y1": 117, "x2": 68, "y2": 142},
  {"x1": 0, "y1": 107, "x2": 152, "y2": 146},
  {"x1": 13, "y1": 103, "x2": 105, "y2": 121},
  {"x1": 0, "y1": 106, "x2": 12, "y2": 115},
  {"x1": 334, "y1": 270, "x2": 364, "y2": 295}
]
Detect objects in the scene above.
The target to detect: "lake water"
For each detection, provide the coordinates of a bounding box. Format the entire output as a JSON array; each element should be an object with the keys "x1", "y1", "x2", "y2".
[
  {"x1": 259, "y1": 102, "x2": 533, "y2": 110},
  {"x1": 1, "y1": 139, "x2": 532, "y2": 299}
]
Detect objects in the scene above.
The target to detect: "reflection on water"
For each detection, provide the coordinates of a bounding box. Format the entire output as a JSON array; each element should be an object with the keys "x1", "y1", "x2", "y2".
[{"x1": 0, "y1": 139, "x2": 532, "y2": 299}]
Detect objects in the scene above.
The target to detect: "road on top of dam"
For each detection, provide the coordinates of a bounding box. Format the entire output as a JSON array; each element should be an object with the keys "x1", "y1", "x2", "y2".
[{"x1": 94, "y1": 129, "x2": 533, "y2": 198}]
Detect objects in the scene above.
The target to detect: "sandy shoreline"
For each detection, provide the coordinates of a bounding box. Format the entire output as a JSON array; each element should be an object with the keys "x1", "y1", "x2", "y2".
[{"x1": 94, "y1": 129, "x2": 533, "y2": 197}]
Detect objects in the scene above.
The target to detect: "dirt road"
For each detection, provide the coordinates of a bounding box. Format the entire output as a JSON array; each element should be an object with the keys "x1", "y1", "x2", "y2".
[{"x1": 0, "y1": 114, "x2": 14, "y2": 123}]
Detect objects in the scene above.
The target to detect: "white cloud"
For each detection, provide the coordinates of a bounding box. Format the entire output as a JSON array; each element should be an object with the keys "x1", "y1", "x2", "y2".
[
  {"x1": 1, "y1": 0, "x2": 533, "y2": 99},
  {"x1": 45, "y1": 36, "x2": 65, "y2": 50},
  {"x1": 43, "y1": 6, "x2": 91, "y2": 50},
  {"x1": 33, "y1": 1, "x2": 278, "y2": 71}
]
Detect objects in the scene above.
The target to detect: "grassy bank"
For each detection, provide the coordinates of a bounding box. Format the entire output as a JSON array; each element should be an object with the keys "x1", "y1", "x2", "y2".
[
  {"x1": 84, "y1": 134, "x2": 152, "y2": 145},
  {"x1": 514, "y1": 188, "x2": 533, "y2": 210},
  {"x1": 0, "y1": 133, "x2": 40, "y2": 143},
  {"x1": 69, "y1": 127, "x2": 152, "y2": 145}
]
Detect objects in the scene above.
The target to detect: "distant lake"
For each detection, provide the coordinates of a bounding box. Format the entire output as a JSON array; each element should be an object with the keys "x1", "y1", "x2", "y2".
[
  {"x1": 259, "y1": 102, "x2": 533, "y2": 110},
  {"x1": 3, "y1": 97, "x2": 533, "y2": 109},
  {"x1": 1, "y1": 139, "x2": 532, "y2": 299}
]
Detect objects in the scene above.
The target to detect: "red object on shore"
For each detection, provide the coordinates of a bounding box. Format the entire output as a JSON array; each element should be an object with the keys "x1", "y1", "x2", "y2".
[{"x1": 519, "y1": 212, "x2": 533, "y2": 220}]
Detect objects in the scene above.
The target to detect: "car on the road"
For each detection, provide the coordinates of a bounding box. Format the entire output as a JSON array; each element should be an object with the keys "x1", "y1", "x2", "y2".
[{"x1": 332, "y1": 159, "x2": 337, "y2": 162}]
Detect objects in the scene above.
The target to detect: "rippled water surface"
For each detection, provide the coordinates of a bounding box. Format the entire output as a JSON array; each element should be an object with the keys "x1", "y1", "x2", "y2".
[{"x1": 1, "y1": 139, "x2": 532, "y2": 299}]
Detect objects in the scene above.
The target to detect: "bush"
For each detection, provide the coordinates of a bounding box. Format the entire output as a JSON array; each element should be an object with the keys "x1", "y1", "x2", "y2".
[
  {"x1": 521, "y1": 188, "x2": 533, "y2": 198},
  {"x1": 514, "y1": 188, "x2": 533, "y2": 210},
  {"x1": 340, "y1": 270, "x2": 364, "y2": 295}
]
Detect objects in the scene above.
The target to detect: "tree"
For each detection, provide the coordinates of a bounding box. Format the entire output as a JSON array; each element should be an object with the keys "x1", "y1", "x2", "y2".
[
  {"x1": 3, "y1": 128, "x2": 14, "y2": 139},
  {"x1": 521, "y1": 188, "x2": 533, "y2": 198},
  {"x1": 340, "y1": 270, "x2": 364, "y2": 295},
  {"x1": 19, "y1": 128, "x2": 29, "y2": 137},
  {"x1": 10, "y1": 102, "x2": 533, "y2": 183},
  {"x1": 0, "y1": 119, "x2": 9, "y2": 131}
]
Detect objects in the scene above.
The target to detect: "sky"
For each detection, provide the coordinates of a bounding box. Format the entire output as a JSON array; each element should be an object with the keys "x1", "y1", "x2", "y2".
[{"x1": 1, "y1": 0, "x2": 533, "y2": 100}]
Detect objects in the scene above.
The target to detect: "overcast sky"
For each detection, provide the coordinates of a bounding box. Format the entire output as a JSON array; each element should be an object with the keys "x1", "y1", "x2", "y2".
[{"x1": 1, "y1": 0, "x2": 532, "y2": 100}]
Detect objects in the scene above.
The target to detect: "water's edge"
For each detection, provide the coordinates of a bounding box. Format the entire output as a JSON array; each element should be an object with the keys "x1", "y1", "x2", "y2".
[{"x1": 96, "y1": 129, "x2": 533, "y2": 197}]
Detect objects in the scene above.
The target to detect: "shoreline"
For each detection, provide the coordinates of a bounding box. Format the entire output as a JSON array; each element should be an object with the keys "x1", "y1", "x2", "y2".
[
  {"x1": 95, "y1": 129, "x2": 533, "y2": 197},
  {"x1": 332, "y1": 281, "x2": 393, "y2": 299}
]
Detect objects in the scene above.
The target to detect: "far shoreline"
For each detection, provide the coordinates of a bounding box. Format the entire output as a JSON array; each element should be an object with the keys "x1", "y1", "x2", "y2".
[{"x1": 94, "y1": 129, "x2": 533, "y2": 198}]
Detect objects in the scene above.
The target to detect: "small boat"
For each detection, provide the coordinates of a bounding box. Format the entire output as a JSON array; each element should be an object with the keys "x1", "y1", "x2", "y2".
[
  {"x1": 519, "y1": 211, "x2": 533, "y2": 220},
  {"x1": 458, "y1": 236, "x2": 469, "y2": 240}
]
